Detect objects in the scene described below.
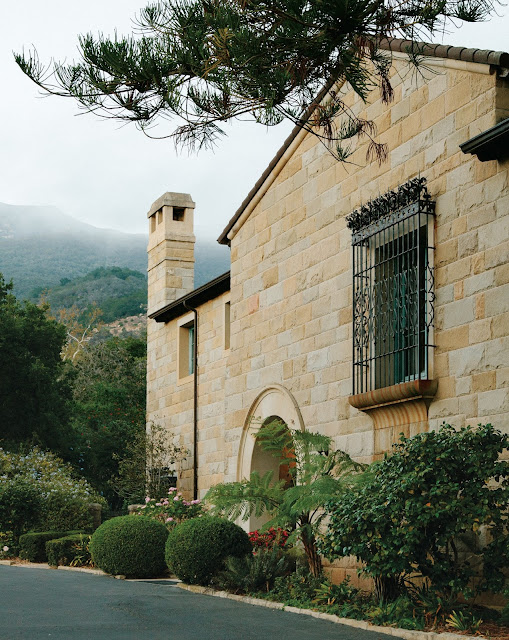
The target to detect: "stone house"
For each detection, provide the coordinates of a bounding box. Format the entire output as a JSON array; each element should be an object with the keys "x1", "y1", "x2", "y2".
[{"x1": 146, "y1": 39, "x2": 509, "y2": 551}]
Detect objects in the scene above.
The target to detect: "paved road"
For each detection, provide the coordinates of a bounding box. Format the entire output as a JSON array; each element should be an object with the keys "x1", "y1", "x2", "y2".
[{"x1": 0, "y1": 566, "x2": 393, "y2": 640}]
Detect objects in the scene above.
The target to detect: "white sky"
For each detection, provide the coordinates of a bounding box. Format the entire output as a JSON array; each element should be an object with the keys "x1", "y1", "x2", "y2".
[{"x1": 1, "y1": 1, "x2": 508, "y2": 239}]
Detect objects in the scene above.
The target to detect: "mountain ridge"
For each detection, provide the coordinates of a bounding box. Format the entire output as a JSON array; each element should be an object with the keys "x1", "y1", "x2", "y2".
[{"x1": 0, "y1": 202, "x2": 230, "y2": 299}]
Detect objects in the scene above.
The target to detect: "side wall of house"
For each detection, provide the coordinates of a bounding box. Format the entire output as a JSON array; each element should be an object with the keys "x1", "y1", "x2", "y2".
[
  {"x1": 222, "y1": 55, "x2": 509, "y2": 499},
  {"x1": 146, "y1": 292, "x2": 230, "y2": 497}
]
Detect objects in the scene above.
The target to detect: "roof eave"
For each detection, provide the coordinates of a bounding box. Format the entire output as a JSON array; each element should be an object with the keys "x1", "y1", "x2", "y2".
[
  {"x1": 149, "y1": 271, "x2": 231, "y2": 323},
  {"x1": 460, "y1": 118, "x2": 509, "y2": 162}
]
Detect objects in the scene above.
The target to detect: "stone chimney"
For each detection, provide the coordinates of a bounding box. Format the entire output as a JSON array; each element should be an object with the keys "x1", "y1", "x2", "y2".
[{"x1": 147, "y1": 192, "x2": 196, "y2": 315}]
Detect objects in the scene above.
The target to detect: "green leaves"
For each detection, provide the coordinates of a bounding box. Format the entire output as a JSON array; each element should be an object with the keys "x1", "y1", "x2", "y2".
[
  {"x1": 0, "y1": 274, "x2": 71, "y2": 453},
  {"x1": 321, "y1": 423, "x2": 509, "y2": 598},
  {"x1": 206, "y1": 420, "x2": 366, "y2": 576},
  {"x1": 15, "y1": 0, "x2": 497, "y2": 161}
]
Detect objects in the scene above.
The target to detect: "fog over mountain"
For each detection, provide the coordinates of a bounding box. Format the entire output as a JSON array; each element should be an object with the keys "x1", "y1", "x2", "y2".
[{"x1": 0, "y1": 203, "x2": 230, "y2": 299}]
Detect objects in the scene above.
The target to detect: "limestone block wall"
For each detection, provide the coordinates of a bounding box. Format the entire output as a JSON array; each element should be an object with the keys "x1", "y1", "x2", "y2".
[
  {"x1": 146, "y1": 291, "x2": 230, "y2": 498},
  {"x1": 222, "y1": 54, "x2": 509, "y2": 484}
]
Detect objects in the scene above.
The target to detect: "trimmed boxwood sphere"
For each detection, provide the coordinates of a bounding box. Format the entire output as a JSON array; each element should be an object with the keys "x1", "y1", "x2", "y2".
[
  {"x1": 165, "y1": 516, "x2": 251, "y2": 585},
  {"x1": 90, "y1": 515, "x2": 168, "y2": 578}
]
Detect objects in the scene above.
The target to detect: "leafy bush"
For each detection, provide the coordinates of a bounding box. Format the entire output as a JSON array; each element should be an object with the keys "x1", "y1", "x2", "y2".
[
  {"x1": 0, "y1": 479, "x2": 43, "y2": 540},
  {"x1": 0, "y1": 447, "x2": 104, "y2": 538},
  {"x1": 270, "y1": 566, "x2": 324, "y2": 607},
  {"x1": 46, "y1": 534, "x2": 92, "y2": 567},
  {"x1": 313, "y1": 576, "x2": 360, "y2": 608},
  {"x1": 41, "y1": 494, "x2": 93, "y2": 531},
  {"x1": 321, "y1": 423, "x2": 509, "y2": 600},
  {"x1": 132, "y1": 487, "x2": 203, "y2": 529},
  {"x1": 213, "y1": 547, "x2": 291, "y2": 593},
  {"x1": 90, "y1": 515, "x2": 168, "y2": 578},
  {"x1": 165, "y1": 517, "x2": 251, "y2": 585},
  {"x1": 0, "y1": 531, "x2": 16, "y2": 558},
  {"x1": 19, "y1": 530, "x2": 86, "y2": 563}
]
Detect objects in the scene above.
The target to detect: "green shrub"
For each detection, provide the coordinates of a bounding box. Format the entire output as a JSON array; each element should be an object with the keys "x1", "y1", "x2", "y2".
[
  {"x1": 39, "y1": 494, "x2": 93, "y2": 531},
  {"x1": 270, "y1": 566, "x2": 324, "y2": 607},
  {"x1": 19, "y1": 530, "x2": 86, "y2": 563},
  {"x1": 0, "y1": 531, "x2": 17, "y2": 558},
  {"x1": 321, "y1": 423, "x2": 509, "y2": 600},
  {"x1": 165, "y1": 516, "x2": 251, "y2": 586},
  {"x1": 213, "y1": 547, "x2": 291, "y2": 593},
  {"x1": 90, "y1": 515, "x2": 168, "y2": 578},
  {"x1": 0, "y1": 447, "x2": 105, "y2": 539},
  {"x1": 0, "y1": 479, "x2": 43, "y2": 540},
  {"x1": 46, "y1": 534, "x2": 92, "y2": 567}
]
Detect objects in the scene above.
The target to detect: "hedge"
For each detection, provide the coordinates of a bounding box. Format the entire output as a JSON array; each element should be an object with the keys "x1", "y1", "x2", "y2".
[
  {"x1": 46, "y1": 534, "x2": 91, "y2": 567},
  {"x1": 19, "y1": 530, "x2": 86, "y2": 563}
]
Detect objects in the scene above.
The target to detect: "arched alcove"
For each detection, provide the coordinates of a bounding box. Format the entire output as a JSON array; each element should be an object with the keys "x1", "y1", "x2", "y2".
[{"x1": 237, "y1": 385, "x2": 304, "y2": 531}]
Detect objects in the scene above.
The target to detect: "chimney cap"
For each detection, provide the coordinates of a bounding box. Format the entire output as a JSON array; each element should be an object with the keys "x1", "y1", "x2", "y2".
[{"x1": 147, "y1": 192, "x2": 195, "y2": 218}]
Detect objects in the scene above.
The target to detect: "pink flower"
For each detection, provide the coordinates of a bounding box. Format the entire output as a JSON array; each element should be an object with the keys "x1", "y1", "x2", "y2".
[
  {"x1": 168, "y1": 487, "x2": 177, "y2": 492},
  {"x1": 191, "y1": 499, "x2": 200, "y2": 504},
  {"x1": 166, "y1": 517, "x2": 174, "y2": 522},
  {"x1": 145, "y1": 496, "x2": 151, "y2": 503},
  {"x1": 173, "y1": 496, "x2": 179, "y2": 501},
  {"x1": 155, "y1": 502, "x2": 161, "y2": 506}
]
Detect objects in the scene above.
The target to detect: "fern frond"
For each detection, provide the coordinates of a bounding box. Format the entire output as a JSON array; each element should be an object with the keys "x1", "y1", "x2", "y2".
[{"x1": 205, "y1": 470, "x2": 284, "y2": 521}]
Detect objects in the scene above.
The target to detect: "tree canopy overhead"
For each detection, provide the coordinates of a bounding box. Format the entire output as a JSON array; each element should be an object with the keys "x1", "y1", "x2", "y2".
[{"x1": 16, "y1": 0, "x2": 495, "y2": 161}]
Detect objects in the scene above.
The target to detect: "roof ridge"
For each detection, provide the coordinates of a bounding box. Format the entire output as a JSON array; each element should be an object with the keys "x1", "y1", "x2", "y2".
[{"x1": 379, "y1": 38, "x2": 509, "y2": 67}]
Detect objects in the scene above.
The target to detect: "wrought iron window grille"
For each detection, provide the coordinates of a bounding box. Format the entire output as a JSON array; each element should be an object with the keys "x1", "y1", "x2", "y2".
[{"x1": 347, "y1": 177, "x2": 436, "y2": 395}]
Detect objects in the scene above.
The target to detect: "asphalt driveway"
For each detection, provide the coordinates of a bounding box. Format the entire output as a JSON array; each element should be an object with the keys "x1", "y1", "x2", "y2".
[{"x1": 0, "y1": 566, "x2": 394, "y2": 640}]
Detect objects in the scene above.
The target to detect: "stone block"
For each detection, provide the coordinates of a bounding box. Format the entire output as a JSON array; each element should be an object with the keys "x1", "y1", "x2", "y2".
[
  {"x1": 442, "y1": 298, "x2": 475, "y2": 329},
  {"x1": 469, "y1": 319, "x2": 492, "y2": 344},
  {"x1": 478, "y1": 217, "x2": 509, "y2": 252},
  {"x1": 472, "y1": 371, "x2": 497, "y2": 393},
  {"x1": 464, "y1": 271, "x2": 495, "y2": 298},
  {"x1": 449, "y1": 343, "x2": 485, "y2": 377},
  {"x1": 485, "y1": 337, "x2": 509, "y2": 369},
  {"x1": 428, "y1": 397, "x2": 460, "y2": 420},
  {"x1": 485, "y1": 283, "x2": 509, "y2": 317},
  {"x1": 455, "y1": 376, "x2": 472, "y2": 396},
  {"x1": 478, "y1": 388, "x2": 509, "y2": 417}
]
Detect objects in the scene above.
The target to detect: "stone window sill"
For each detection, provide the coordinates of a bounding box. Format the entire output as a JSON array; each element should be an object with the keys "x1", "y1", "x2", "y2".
[{"x1": 349, "y1": 379, "x2": 438, "y2": 412}]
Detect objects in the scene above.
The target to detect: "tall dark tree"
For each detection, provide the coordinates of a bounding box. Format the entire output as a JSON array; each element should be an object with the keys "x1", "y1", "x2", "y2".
[
  {"x1": 69, "y1": 336, "x2": 147, "y2": 507},
  {"x1": 0, "y1": 275, "x2": 71, "y2": 453},
  {"x1": 15, "y1": 0, "x2": 495, "y2": 161}
]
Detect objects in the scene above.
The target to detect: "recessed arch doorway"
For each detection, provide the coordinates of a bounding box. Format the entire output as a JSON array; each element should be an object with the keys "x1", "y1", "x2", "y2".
[{"x1": 237, "y1": 385, "x2": 305, "y2": 532}]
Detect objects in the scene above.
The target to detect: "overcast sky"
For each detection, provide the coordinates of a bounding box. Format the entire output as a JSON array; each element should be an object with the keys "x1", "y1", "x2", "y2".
[{"x1": 1, "y1": 2, "x2": 508, "y2": 240}]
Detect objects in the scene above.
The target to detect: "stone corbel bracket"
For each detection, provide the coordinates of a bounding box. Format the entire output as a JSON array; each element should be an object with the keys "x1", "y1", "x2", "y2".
[{"x1": 349, "y1": 379, "x2": 438, "y2": 457}]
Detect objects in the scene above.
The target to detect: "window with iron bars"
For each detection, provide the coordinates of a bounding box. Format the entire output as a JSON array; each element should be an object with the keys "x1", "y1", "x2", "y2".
[{"x1": 346, "y1": 178, "x2": 435, "y2": 395}]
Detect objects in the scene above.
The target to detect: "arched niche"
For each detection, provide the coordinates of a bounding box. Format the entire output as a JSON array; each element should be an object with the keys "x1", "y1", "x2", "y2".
[{"x1": 236, "y1": 385, "x2": 305, "y2": 531}]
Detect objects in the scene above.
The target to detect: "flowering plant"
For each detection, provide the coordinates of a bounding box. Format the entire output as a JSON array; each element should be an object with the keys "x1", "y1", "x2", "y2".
[
  {"x1": 248, "y1": 527, "x2": 291, "y2": 551},
  {"x1": 133, "y1": 488, "x2": 205, "y2": 529},
  {"x1": 0, "y1": 531, "x2": 15, "y2": 559}
]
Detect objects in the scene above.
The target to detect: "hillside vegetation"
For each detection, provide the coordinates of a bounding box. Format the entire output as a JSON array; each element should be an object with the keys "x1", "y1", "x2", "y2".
[
  {"x1": 37, "y1": 266, "x2": 147, "y2": 324},
  {"x1": 0, "y1": 202, "x2": 230, "y2": 304}
]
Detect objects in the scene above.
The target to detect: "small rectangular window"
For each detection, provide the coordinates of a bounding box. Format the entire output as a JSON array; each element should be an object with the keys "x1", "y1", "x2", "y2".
[
  {"x1": 178, "y1": 318, "x2": 195, "y2": 380},
  {"x1": 188, "y1": 324, "x2": 195, "y2": 375},
  {"x1": 224, "y1": 301, "x2": 231, "y2": 350},
  {"x1": 173, "y1": 207, "x2": 185, "y2": 221}
]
